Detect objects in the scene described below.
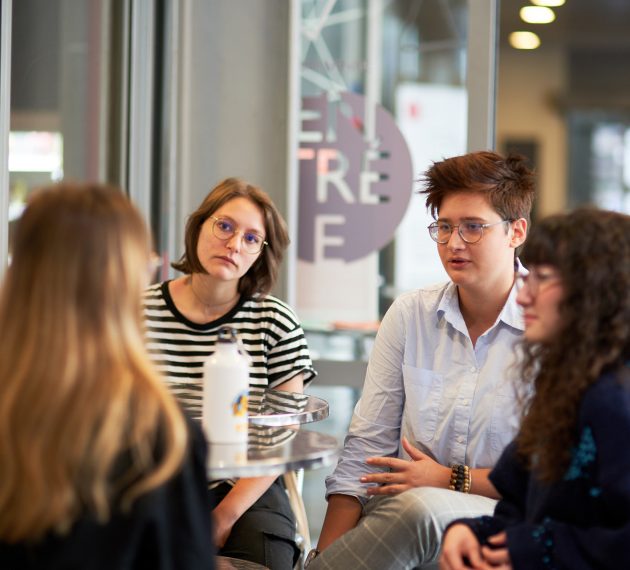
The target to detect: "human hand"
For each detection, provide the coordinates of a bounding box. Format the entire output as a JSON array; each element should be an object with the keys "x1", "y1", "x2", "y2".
[
  {"x1": 479, "y1": 532, "x2": 512, "y2": 570},
  {"x1": 360, "y1": 437, "x2": 450, "y2": 495},
  {"x1": 440, "y1": 524, "x2": 484, "y2": 570},
  {"x1": 212, "y1": 507, "x2": 237, "y2": 549}
]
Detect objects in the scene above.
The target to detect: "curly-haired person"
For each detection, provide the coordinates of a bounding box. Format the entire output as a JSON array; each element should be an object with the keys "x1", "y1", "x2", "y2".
[{"x1": 441, "y1": 207, "x2": 630, "y2": 570}]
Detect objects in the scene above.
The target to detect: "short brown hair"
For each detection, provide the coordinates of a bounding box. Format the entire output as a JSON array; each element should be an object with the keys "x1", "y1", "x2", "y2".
[
  {"x1": 421, "y1": 151, "x2": 536, "y2": 225},
  {"x1": 172, "y1": 178, "x2": 289, "y2": 297}
]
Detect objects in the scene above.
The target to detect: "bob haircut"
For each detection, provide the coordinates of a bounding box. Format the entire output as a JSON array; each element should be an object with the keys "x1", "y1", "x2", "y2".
[
  {"x1": 516, "y1": 207, "x2": 630, "y2": 481},
  {"x1": 172, "y1": 177, "x2": 290, "y2": 298},
  {"x1": 421, "y1": 151, "x2": 536, "y2": 226},
  {"x1": 0, "y1": 182, "x2": 186, "y2": 542}
]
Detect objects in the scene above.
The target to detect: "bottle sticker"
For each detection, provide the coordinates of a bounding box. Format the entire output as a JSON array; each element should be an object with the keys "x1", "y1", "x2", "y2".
[{"x1": 231, "y1": 391, "x2": 249, "y2": 417}]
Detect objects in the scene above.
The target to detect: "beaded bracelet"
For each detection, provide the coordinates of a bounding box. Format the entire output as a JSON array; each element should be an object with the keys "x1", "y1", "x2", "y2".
[{"x1": 448, "y1": 464, "x2": 471, "y2": 493}]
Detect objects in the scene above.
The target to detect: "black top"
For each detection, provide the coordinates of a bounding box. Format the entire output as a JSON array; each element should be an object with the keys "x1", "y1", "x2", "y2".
[
  {"x1": 0, "y1": 418, "x2": 215, "y2": 570},
  {"x1": 451, "y1": 368, "x2": 630, "y2": 570}
]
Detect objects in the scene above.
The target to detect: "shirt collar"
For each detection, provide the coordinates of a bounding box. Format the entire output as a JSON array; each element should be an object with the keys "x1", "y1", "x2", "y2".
[
  {"x1": 437, "y1": 282, "x2": 467, "y2": 336},
  {"x1": 437, "y1": 258, "x2": 526, "y2": 333}
]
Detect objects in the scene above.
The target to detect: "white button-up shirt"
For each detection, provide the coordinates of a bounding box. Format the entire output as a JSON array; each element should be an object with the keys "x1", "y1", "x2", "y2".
[{"x1": 326, "y1": 276, "x2": 525, "y2": 504}]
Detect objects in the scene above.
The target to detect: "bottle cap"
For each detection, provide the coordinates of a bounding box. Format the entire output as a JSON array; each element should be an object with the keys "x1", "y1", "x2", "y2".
[{"x1": 217, "y1": 326, "x2": 237, "y2": 343}]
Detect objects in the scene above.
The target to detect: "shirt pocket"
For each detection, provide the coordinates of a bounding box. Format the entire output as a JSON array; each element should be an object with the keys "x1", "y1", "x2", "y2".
[
  {"x1": 489, "y1": 390, "x2": 521, "y2": 454},
  {"x1": 402, "y1": 365, "x2": 442, "y2": 443}
]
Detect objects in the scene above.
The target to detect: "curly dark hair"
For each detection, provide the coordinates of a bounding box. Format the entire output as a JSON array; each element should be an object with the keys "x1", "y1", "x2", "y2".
[
  {"x1": 517, "y1": 207, "x2": 630, "y2": 482},
  {"x1": 172, "y1": 178, "x2": 289, "y2": 298}
]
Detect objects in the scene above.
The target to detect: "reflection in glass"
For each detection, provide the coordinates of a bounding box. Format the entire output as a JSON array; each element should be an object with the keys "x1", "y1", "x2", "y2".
[{"x1": 9, "y1": 0, "x2": 124, "y2": 256}]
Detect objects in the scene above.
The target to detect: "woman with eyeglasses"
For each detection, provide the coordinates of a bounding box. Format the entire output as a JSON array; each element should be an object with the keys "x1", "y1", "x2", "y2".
[
  {"x1": 0, "y1": 183, "x2": 214, "y2": 569},
  {"x1": 311, "y1": 151, "x2": 534, "y2": 570},
  {"x1": 144, "y1": 178, "x2": 316, "y2": 569},
  {"x1": 440, "y1": 208, "x2": 630, "y2": 570}
]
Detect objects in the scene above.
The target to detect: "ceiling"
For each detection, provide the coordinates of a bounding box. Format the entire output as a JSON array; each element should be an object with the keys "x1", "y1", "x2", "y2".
[{"x1": 499, "y1": 0, "x2": 630, "y2": 51}]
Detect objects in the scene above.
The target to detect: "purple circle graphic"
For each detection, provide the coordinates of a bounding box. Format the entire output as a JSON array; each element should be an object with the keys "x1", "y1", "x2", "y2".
[{"x1": 298, "y1": 91, "x2": 413, "y2": 263}]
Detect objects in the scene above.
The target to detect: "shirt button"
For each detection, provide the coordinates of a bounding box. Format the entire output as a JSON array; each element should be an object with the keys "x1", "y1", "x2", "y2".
[
  {"x1": 457, "y1": 435, "x2": 464, "y2": 443},
  {"x1": 469, "y1": 366, "x2": 477, "y2": 373},
  {"x1": 462, "y1": 399, "x2": 469, "y2": 406}
]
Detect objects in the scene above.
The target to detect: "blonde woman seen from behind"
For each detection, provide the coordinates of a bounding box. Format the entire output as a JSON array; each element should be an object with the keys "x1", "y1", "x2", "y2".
[{"x1": 0, "y1": 183, "x2": 214, "y2": 569}]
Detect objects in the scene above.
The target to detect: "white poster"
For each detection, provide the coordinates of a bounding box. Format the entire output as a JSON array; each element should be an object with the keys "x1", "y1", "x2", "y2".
[{"x1": 394, "y1": 83, "x2": 468, "y2": 294}]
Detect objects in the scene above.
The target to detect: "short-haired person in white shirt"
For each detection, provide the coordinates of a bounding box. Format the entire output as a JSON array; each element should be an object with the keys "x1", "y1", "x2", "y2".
[{"x1": 307, "y1": 151, "x2": 536, "y2": 570}]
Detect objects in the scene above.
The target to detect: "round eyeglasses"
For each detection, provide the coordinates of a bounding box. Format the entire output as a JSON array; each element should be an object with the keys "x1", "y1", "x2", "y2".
[
  {"x1": 211, "y1": 216, "x2": 268, "y2": 254},
  {"x1": 427, "y1": 219, "x2": 511, "y2": 244},
  {"x1": 515, "y1": 269, "x2": 562, "y2": 296}
]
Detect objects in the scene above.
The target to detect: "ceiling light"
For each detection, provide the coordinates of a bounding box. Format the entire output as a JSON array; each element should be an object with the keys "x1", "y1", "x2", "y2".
[
  {"x1": 509, "y1": 31, "x2": 541, "y2": 50},
  {"x1": 531, "y1": 0, "x2": 565, "y2": 6},
  {"x1": 520, "y1": 6, "x2": 556, "y2": 24}
]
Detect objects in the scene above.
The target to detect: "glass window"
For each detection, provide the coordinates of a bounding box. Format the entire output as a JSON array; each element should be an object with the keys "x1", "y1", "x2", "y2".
[
  {"x1": 8, "y1": 0, "x2": 125, "y2": 258},
  {"x1": 497, "y1": 0, "x2": 630, "y2": 217},
  {"x1": 297, "y1": 0, "x2": 469, "y2": 354},
  {"x1": 382, "y1": 0, "x2": 467, "y2": 308}
]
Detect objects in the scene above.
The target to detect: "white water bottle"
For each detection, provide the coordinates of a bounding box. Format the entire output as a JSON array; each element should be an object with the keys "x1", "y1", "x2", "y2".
[{"x1": 202, "y1": 326, "x2": 249, "y2": 443}]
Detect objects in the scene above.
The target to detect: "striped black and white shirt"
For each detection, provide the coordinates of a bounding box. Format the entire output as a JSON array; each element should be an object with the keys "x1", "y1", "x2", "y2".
[{"x1": 143, "y1": 281, "x2": 316, "y2": 443}]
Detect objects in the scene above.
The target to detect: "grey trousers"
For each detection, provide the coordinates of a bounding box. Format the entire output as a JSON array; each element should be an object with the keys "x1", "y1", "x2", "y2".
[{"x1": 311, "y1": 487, "x2": 497, "y2": 570}]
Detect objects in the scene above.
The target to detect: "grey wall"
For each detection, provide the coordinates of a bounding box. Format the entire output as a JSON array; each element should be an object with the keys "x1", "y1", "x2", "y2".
[
  {"x1": 11, "y1": 0, "x2": 60, "y2": 112},
  {"x1": 178, "y1": 0, "x2": 292, "y2": 299}
]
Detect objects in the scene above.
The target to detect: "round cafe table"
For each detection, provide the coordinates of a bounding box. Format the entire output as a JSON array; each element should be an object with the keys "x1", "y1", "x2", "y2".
[
  {"x1": 248, "y1": 390, "x2": 329, "y2": 426},
  {"x1": 207, "y1": 428, "x2": 339, "y2": 479}
]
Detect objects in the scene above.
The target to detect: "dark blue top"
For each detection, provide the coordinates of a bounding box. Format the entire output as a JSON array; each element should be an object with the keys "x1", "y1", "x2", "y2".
[{"x1": 453, "y1": 368, "x2": 630, "y2": 570}]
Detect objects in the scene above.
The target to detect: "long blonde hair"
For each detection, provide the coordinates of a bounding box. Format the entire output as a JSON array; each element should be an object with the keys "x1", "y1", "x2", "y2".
[{"x1": 0, "y1": 182, "x2": 187, "y2": 542}]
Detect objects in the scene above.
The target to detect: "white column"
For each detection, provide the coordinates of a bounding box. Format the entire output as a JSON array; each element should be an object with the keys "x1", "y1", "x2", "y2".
[
  {"x1": 466, "y1": 0, "x2": 498, "y2": 151},
  {"x1": 128, "y1": 0, "x2": 155, "y2": 227}
]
